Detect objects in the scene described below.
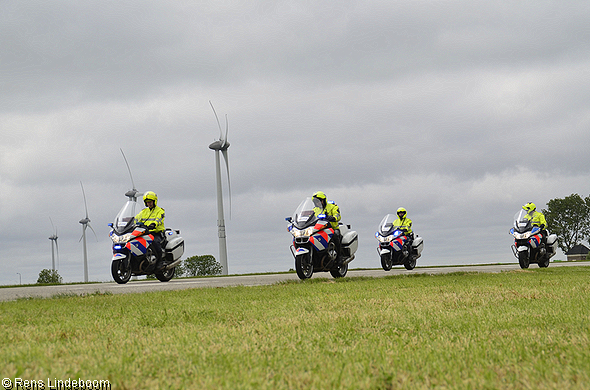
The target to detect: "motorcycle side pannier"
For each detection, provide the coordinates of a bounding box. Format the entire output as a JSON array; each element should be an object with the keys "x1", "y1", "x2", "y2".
[
  {"x1": 412, "y1": 236, "x2": 424, "y2": 256},
  {"x1": 341, "y1": 231, "x2": 358, "y2": 257},
  {"x1": 546, "y1": 233, "x2": 558, "y2": 255},
  {"x1": 165, "y1": 229, "x2": 184, "y2": 259}
]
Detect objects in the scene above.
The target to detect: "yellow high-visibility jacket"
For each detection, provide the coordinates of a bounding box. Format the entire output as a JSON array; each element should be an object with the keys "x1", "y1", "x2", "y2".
[
  {"x1": 314, "y1": 201, "x2": 341, "y2": 229},
  {"x1": 393, "y1": 217, "x2": 413, "y2": 236},
  {"x1": 525, "y1": 211, "x2": 547, "y2": 230},
  {"x1": 135, "y1": 206, "x2": 166, "y2": 233}
]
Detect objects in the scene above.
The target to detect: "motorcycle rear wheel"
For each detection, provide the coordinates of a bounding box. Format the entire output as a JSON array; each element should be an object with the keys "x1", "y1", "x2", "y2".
[
  {"x1": 404, "y1": 256, "x2": 417, "y2": 270},
  {"x1": 538, "y1": 255, "x2": 550, "y2": 268},
  {"x1": 155, "y1": 266, "x2": 175, "y2": 282},
  {"x1": 381, "y1": 253, "x2": 393, "y2": 271},
  {"x1": 518, "y1": 251, "x2": 530, "y2": 269},
  {"x1": 295, "y1": 254, "x2": 313, "y2": 280},
  {"x1": 111, "y1": 260, "x2": 132, "y2": 284},
  {"x1": 330, "y1": 262, "x2": 348, "y2": 278}
]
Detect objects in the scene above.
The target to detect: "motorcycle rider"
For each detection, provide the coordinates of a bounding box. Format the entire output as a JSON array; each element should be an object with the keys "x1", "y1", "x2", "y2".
[
  {"x1": 312, "y1": 191, "x2": 342, "y2": 255},
  {"x1": 522, "y1": 202, "x2": 548, "y2": 252},
  {"x1": 135, "y1": 191, "x2": 166, "y2": 268},
  {"x1": 393, "y1": 207, "x2": 413, "y2": 256}
]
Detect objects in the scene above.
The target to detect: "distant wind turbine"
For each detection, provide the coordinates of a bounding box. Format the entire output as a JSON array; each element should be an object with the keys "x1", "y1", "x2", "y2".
[
  {"x1": 48, "y1": 218, "x2": 59, "y2": 271},
  {"x1": 208, "y1": 101, "x2": 231, "y2": 275},
  {"x1": 79, "y1": 181, "x2": 97, "y2": 283}
]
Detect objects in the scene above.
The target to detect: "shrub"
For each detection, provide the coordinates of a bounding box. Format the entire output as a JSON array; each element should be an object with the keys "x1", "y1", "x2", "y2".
[
  {"x1": 37, "y1": 269, "x2": 63, "y2": 284},
  {"x1": 184, "y1": 255, "x2": 222, "y2": 276}
]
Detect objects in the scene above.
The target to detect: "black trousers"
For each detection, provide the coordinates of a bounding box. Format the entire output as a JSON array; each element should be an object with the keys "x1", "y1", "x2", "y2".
[{"x1": 152, "y1": 233, "x2": 165, "y2": 261}]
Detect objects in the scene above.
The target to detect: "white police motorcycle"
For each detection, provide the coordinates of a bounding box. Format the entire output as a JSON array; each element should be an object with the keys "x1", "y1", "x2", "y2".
[
  {"x1": 109, "y1": 189, "x2": 184, "y2": 284},
  {"x1": 510, "y1": 209, "x2": 558, "y2": 268},
  {"x1": 286, "y1": 197, "x2": 358, "y2": 280},
  {"x1": 375, "y1": 213, "x2": 423, "y2": 271}
]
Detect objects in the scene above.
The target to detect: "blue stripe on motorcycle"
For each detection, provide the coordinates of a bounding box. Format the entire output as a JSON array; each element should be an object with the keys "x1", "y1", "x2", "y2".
[{"x1": 314, "y1": 235, "x2": 328, "y2": 249}]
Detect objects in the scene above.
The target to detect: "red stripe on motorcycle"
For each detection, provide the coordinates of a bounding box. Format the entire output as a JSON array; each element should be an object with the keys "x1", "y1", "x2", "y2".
[
  {"x1": 314, "y1": 222, "x2": 324, "y2": 230},
  {"x1": 391, "y1": 237, "x2": 406, "y2": 251},
  {"x1": 318, "y1": 230, "x2": 330, "y2": 241},
  {"x1": 529, "y1": 234, "x2": 542, "y2": 248}
]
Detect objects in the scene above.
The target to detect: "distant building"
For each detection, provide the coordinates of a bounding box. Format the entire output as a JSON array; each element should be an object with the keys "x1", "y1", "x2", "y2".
[{"x1": 565, "y1": 244, "x2": 590, "y2": 261}]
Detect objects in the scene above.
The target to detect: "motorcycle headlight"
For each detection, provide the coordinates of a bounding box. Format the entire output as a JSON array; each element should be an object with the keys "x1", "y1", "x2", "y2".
[
  {"x1": 377, "y1": 234, "x2": 393, "y2": 243},
  {"x1": 513, "y1": 232, "x2": 531, "y2": 240},
  {"x1": 291, "y1": 227, "x2": 314, "y2": 238},
  {"x1": 111, "y1": 233, "x2": 134, "y2": 244}
]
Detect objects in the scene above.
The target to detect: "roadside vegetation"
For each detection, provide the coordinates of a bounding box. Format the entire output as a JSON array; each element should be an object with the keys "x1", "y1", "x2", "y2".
[
  {"x1": 36, "y1": 269, "x2": 63, "y2": 284},
  {"x1": 1, "y1": 267, "x2": 589, "y2": 389}
]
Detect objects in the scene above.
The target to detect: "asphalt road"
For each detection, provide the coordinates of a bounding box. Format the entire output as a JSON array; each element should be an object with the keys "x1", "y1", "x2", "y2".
[{"x1": 1, "y1": 262, "x2": 588, "y2": 302}]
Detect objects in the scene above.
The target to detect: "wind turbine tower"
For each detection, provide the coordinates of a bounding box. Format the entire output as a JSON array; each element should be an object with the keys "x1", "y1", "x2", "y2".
[
  {"x1": 48, "y1": 218, "x2": 59, "y2": 271},
  {"x1": 208, "y1": 101, "x2": 231, "y2": 275},
  {"x1": 79, "y1": 181, "x2": 97, "y2": 283}
]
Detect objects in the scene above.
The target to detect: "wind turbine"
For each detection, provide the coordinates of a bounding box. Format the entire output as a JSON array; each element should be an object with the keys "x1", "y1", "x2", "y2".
[
  {"x1": 79, "y1": 181, "x2": 97, "y2": 283},
  {"x1": 208, "y1": 101, "x2": 232, "y2": 275},
  {"x1": 48, "y1": 218, "x2": 59, "y2": 271},
  {"x1": 121, "y1": 148, "x2": 141, "y2": 201}
]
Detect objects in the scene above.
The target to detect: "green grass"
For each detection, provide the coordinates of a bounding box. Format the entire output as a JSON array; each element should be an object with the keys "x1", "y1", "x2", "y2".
[{"x1": 1, "y1": 267, "x2": 589, "y2": 389}]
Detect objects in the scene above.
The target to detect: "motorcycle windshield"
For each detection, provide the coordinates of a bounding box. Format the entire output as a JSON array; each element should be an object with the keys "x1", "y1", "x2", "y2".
[
  {"x1": 513, "y1": 209, "x2": 533, "y2": 233},
  {"x1": 379, "y1": 214, "x2": 404, "y2": 235},
  {"x1": 292, "y1": 197, "x2": 321, "y2": 229},
  {"x1": 113, "y1": 200, "x2": 137, "y2": 234}
]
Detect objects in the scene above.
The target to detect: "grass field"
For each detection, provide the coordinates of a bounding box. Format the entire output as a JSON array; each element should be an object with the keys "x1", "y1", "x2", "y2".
[{"x1": 1, "y1": 266, "x2": 589, "y2": 389}]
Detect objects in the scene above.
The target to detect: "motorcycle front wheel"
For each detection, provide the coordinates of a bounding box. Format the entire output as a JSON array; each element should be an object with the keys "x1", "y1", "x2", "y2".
[
  {"x1": 381, "y1": 253, "x2": 393, "y2": 271},
  {"x1": 155, "y1": 266, "x2": 175, "y2": 282},
  {"x1": 295, "y1": 253, "x2": 313, "y2": 280},
  {"x1": 518, "y1": 251, "x2": 530, "y2": 269},
  {"x1": 330, "y1": 262, "x2": 348, "y2": 278},
  {"x1": 111, "y1": 259, "x2": 132, "y2": 284}
]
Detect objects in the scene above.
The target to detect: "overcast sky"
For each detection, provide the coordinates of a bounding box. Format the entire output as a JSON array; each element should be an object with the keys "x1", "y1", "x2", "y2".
[{"x1": 2, "y1": 0, "x2": 590, "y2": 285}]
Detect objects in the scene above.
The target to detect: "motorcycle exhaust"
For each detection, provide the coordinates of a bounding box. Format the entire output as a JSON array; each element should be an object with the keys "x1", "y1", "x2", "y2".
[
  {"x1": 342, "y1": 255, "x2": 355, "y2": 265},
  {"x1": 164, "y1": 258, "x2": 182, "y2": 270}
]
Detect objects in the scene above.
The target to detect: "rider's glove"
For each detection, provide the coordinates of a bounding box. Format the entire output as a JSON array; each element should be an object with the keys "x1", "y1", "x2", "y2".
[
  {"x1": 148, "y1": 223, "x2": 156, "y2": 230},
  {"x1": 325, "y1": 215, "x2": 336, "y2": 222}
]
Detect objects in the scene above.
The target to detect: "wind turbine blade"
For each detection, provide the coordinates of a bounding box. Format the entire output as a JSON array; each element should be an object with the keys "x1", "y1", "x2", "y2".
[
  {"x1": 80, "y1": 181, "x2": 89, "y2": 218},
  {"x1": 221, "y1": 149, "x2": 232, "y2": 219},
  {"x1": 120, "y1": 148, "x2": 137, "y2": 190},
  {"x1": 79, "y1": 223, "x2": 86, "y2": 242},
  {"x1": 88, "y1": 223, "x2": 98, "y2": 241},
  {"x1": 49, "y1": 216, "x2": 56, "y2": 235},
  {"x1": 222, "y1": 114, "x2": 229, "y2": 147},
  {"x1": 209, "y1": 100, "x2": 223, "y2": 141}
]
